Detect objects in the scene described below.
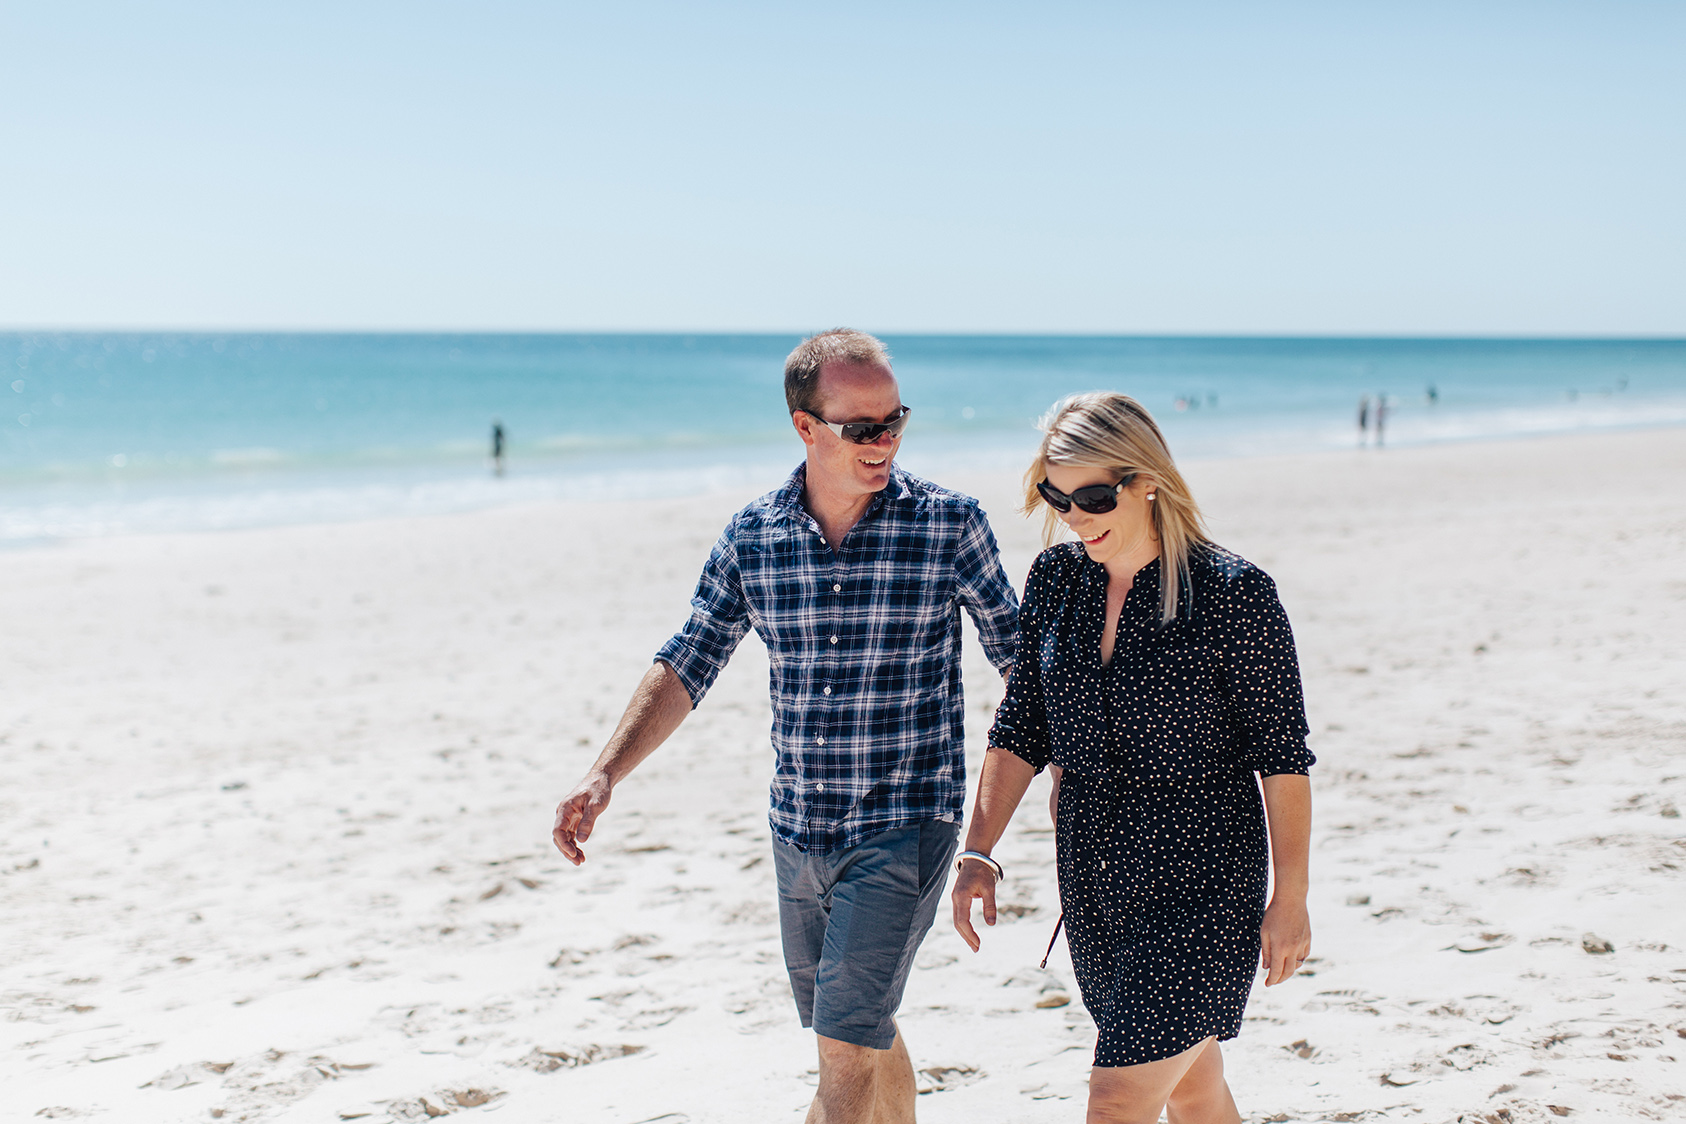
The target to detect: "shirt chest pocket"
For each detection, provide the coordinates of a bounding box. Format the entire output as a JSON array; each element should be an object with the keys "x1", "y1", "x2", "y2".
[{"x1": 868, "y1": 572, "x2": 951, "y2": 629}]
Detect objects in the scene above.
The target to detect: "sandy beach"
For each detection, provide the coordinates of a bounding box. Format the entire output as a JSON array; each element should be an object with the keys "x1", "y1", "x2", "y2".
[{"x1": 3, "y1": 425, "x2": 1684, "y2": 1124}]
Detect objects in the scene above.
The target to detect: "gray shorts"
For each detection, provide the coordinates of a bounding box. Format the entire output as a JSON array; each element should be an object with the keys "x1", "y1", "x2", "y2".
[{"x1": 772, "y1": 821, "x2": 960, "y2": 1050}]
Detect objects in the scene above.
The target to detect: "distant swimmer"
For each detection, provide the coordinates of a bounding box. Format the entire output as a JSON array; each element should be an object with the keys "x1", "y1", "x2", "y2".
[
  {"x1": 491, "y1": 420, "x2": 506, "y2": 476},
  {"x1": 1357, "y1": 395, "x2": 1371, "y2": 447},
  {"x1": 1425, "y1": 383, "x2": 1439, "y2": 406}
]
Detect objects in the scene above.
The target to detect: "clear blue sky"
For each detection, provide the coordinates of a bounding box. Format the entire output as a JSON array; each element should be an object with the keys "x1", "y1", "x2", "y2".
[{"x1": 2, "y1": 1, "x2": 1681, "y2": 334}]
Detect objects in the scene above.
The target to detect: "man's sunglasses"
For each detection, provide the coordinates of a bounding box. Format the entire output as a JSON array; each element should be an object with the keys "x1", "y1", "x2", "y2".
[
  {"x1": 1036, "y1": 473, "x2": 1137, "y2": 514},
  {"x1": 804, "y1": 405, "x2": 912, "y2": 445}
]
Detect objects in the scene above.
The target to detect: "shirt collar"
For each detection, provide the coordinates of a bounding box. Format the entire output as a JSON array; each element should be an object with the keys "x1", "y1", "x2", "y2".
[
  {"x1": 772, "y1": 463, "x2": 809, "y2": 515},
  {"x1": 773, "y1": 462, "x2": 910, "y2": 524}
]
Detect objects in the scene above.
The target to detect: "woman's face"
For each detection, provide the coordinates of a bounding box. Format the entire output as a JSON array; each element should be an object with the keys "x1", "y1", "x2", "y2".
[{"x1": 1043, "y1": 463, "x2": 1157, "y2": 569}]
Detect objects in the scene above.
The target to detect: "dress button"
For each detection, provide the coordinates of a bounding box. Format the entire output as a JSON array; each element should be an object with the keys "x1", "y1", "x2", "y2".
[
  {"x1": 829, "y1": 635, "x2": 838, "y2": 644},
  {"x1": 822, "y1": 686, "x2": 832, "y2": 695}
]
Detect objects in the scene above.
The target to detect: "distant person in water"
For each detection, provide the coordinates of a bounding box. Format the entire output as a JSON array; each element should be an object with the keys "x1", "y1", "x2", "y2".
[
  {"x1": 1357, "y1": 396, "x2": 1371, "y2": 447},
  {"x1": 1374, "y1": 394, "x2": 1389, "y2": 447},
  {"x1": 491, "y1": 420, "x2": 505, "y2": 476},
  {"x1": 1425, "y1": 384, "x2": 1438, "y2": 406}
]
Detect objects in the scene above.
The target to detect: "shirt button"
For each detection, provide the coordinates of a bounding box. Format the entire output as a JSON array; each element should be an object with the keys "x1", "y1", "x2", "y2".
[
  {"x1": 816, "y1": 736, "x2": 826, "y2": 745},
  {"x1": 829, "y1": 635, "x2": 838, "y2": 644},
  {"x1": 832, "y1": 584, "x2": 842, "y2": 592},
  {"x1": 822, "y1": 686, "x2": 832, "y2": 695},
  {"x1": 816, "y1": 783, "x2": 825, "y2": 791}
]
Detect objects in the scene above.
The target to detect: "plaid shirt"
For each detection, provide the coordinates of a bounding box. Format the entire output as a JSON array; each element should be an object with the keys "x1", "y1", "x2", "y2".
[{"x1": 656, "y1": 464, "x2": 1020, "y2": 853}]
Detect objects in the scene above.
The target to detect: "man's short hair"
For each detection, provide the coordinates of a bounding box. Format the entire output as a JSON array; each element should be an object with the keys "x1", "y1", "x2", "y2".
[{"x1": 783, "y1": 329, "x2": 893, "y2": 418}]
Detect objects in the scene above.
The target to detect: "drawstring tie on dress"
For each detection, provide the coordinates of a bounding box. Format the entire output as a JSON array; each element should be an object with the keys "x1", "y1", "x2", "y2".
[{"x1": 1038, "y1": 912, "x2": 1066, "y2": 969}]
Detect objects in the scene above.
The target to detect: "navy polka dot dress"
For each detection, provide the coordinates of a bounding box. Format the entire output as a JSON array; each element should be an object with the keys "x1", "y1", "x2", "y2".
[{"x1": 988, "y1": 542, "x2": 1313, "y2": 1067}]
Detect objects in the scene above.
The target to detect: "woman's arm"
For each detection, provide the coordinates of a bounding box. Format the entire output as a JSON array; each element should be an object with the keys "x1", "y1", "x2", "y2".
[
  {"x1": 951, "y1": 746, "x2": 1038, "y2": 952},
  {"x1": 1258, "y1": 772, "x2": 1312, "y2": 985}
]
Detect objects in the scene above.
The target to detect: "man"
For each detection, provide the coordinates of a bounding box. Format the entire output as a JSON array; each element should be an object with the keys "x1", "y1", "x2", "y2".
[{"x1": 552, "y1": 329, "x2": 1018, "y2": 1124}]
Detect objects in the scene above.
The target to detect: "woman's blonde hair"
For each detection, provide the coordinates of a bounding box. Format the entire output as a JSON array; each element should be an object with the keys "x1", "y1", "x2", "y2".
[{"x1": 1023, "y1": 391, "x2": 1210, "y2": 626}]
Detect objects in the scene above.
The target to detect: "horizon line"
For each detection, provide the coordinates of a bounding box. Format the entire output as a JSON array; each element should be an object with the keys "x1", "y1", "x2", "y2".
[{"x1": 3, "y1": 326, "x2": 1684, "y2": 342}]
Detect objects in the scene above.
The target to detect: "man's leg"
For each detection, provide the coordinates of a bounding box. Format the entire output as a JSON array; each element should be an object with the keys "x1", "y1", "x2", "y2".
[
  {"x1": 803, "y1": 822, "x2": 957, "y2": 1124},
  {"x1": 776, "y1": 838, "x2": 891, "y2": 1124},
  {"x1": 871, "y1": 1022, "x2": 915, "y2": 1124},
  {"x1": 807, "y1": 1021, "x2": 913, "y2": 1124}
]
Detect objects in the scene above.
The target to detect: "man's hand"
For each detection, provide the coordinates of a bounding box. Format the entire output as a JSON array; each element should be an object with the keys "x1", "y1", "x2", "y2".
[
  {"x1": 950, "y1": 861, "x2": 999, "y2": 952},
  {"x1": 1259, "y1": 894, "x2": 1311, "y2": 986},
  {"x1": 551, "y1": 663, "x2": 694, "y2": 867},
  {"x1": 553, "y1": 771, "x2": 613, "y2": 865}
]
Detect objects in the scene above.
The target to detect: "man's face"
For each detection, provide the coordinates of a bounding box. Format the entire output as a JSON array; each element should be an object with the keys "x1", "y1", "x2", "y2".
[{"x1": 793, "y1": 360, "x2": 904, "y2": 498}]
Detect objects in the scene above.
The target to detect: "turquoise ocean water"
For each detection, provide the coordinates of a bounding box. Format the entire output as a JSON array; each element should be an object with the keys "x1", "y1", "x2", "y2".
[{"x1": 3, "y1": 333, "x2": 1683, "y2": 542}]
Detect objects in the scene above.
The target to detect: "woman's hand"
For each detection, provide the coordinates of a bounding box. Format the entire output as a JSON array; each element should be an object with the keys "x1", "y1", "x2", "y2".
[
  {"x1": 1258, "y1": 773, "x2": 1312, "y2": 986},
  {"x1": 1259, "y1": 894, "x2": 1311, "y2": 985},
  {"x1": 951, "y1": 861, "x2": 1000, "y2": 952},
  {"x1": 952, "y1": 747, "x2": 1038, "y2": 952}
]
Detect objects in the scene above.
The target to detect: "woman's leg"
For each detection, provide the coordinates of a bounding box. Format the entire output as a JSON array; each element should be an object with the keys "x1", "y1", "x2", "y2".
[
  {"x1": 1087, "y1": 1036, "x2": 1238, "y2": 1124},
  {"x1": 1165, "y1": 1038, "x2": 1241, "y2": 1124}
]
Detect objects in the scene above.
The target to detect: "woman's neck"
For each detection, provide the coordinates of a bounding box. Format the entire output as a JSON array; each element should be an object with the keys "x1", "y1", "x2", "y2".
[{"x1": 1101, "y1": 530, "x2": 1161, "y2": 586}]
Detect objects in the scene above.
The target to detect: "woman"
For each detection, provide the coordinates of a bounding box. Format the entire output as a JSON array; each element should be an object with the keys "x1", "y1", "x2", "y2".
[{"x1": 952, "y1": 392, "x2": 1313, "y2": 1124}]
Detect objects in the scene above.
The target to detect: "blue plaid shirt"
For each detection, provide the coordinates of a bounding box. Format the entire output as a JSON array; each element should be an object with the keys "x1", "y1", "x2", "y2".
[{"x1": 656, "y1": 464, "x2": 1020, "y2": 853}]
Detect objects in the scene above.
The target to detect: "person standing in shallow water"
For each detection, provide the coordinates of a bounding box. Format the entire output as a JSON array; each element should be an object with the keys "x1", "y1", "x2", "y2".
[
  {"x1": 553, "y1": 329, "x2": 1019, "y2": 1124},
  {"x1": 491, "y1": 420, "x2": 505, "y2": 476},
  {"x1": 952, "y1": 391, "x2": 1313, "y2": 1124}
]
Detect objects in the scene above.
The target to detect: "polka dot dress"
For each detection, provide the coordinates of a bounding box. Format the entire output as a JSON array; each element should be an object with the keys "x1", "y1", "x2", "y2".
[{"x1": 988, "y1": 542, "x2": 1314, "y2": 1067}]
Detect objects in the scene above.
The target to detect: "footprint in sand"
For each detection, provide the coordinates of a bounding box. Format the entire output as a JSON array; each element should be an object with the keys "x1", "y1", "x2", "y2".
[
  {"x1": 516, "y1": 1043, "x2": 645, "y2": 1071},
  {"x1": 620, "y1": 1006, "x2": 692, "y2": 1030},
  {"x1": 916, "y1": 1064, "x2": 984, "y2": 1093}
]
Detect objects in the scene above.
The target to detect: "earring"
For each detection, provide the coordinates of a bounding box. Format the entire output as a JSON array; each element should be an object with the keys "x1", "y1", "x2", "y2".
[{"x1": 1147, "y1": 492, "x2": 1156, "y2": 501}]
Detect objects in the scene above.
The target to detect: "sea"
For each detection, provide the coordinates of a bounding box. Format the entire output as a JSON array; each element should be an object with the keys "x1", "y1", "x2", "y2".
[{"x1": 3, "y1": 333, "x2": 1683, "y2": 544}]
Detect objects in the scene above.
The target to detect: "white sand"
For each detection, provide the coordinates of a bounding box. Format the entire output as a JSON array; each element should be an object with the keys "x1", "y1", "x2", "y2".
[{"x1": 3, "y1": 427, "x2": 1684, "y2": 1124}]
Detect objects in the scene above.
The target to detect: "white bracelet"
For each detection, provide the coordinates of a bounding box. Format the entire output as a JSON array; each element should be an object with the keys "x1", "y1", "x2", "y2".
[{"x1": 955, "y1": 850, "x2": 1004, "y2": 881}]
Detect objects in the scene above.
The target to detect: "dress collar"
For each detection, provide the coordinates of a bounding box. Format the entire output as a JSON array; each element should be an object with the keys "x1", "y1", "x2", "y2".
[{"x1": 1077, "y1": 548, "x2": 1162, "y2": 592}]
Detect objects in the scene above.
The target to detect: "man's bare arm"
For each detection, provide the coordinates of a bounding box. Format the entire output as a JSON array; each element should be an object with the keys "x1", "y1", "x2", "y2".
[{"x1": 552, "y1": 660, "x2": 694, "y2": 865}]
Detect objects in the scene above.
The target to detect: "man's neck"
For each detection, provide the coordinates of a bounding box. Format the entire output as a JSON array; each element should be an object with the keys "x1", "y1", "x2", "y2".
[{"x1": 801, "y1": 463, "x2": 883, "y2": 547}]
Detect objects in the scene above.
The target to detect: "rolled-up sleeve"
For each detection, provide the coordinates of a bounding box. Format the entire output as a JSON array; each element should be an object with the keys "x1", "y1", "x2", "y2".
[
  {"x1": 1216, "y1": 568, "x2": 1314, "y2": 776},
  {"x1": 653, "y1": 525, "x2": 752, "y2": 708},
  {"x1": 954, "y1": 500, "x2": 1020, "y2": 672},
  {"x1": 987, "y1": 559, "x2": 1052, "y2": 770}
]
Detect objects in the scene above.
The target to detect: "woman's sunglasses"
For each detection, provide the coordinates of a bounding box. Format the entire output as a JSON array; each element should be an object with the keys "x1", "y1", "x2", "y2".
[
  {"x1": 1037, "y1": 473, "x2": 1137, "y2": 514},
  {"x1": 804, "y1": 405, "x2": 912, "y2": 445}
]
